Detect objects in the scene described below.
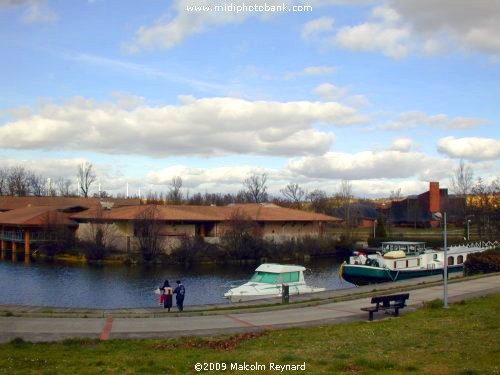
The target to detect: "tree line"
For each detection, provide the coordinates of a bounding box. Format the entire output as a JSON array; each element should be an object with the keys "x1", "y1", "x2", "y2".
[
  {"x1": 1, "y1": 161, "x2": 498, "y2": 236},
  {"x1": 0, "y1": 162, "x2": 97, "y2": 198}
]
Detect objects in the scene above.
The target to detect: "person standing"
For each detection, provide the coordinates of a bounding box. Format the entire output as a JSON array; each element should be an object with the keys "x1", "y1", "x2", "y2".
[
  {"x1": 163, "y1": 281, "x2": 173, "y2": 312},
  {"x1": 174, "y1": 280, "x2": 185, "y2": 312}
]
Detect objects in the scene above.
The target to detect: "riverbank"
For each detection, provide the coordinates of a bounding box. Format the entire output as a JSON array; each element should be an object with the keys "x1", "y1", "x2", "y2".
[
  {"x1": 0, "y1": 271, "x2": 486, "y2": 318},
  {"x1": 0, "y1": 290, "x2": 498, "y2": 374}
]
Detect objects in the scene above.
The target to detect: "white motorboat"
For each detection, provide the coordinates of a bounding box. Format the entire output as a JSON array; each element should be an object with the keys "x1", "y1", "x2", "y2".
[{"x1": 224, "y1": 263, "x2": 325, "y2": 303}]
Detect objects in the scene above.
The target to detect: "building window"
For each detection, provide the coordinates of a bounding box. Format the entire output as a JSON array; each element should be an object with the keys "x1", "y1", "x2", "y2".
[
  {"x1": 448, "y1": 256, "x2": 454, "y2": 266},
  {"x1": 457, "y1": 255, "x2": 464, "y2": 265}
]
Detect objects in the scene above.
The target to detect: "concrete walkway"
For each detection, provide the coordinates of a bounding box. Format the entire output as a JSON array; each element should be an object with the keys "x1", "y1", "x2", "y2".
[{"x1": 0, "y1": 273, "x2": 498, "y2": 343}]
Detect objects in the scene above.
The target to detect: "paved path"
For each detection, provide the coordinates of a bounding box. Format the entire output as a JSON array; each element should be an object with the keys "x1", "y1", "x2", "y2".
[{"x1": 0, "y1": 274, "x2": 498, "y2": 343}]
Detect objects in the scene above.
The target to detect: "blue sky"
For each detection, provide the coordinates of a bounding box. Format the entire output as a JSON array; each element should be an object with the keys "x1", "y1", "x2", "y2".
[{"x1": 0, "y1": 0, "x2": 499, "y2": 198}]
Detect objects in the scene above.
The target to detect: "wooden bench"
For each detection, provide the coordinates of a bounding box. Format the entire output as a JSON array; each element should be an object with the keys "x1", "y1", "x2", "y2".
[{"x1": 361, "y1": 293, "x2": 410, "y2": 321}]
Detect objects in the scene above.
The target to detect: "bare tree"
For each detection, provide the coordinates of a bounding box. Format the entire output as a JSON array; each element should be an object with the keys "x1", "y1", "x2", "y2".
[
  {"x1": 222, "y1": 208, "x2": 262, "y2": 260},
  {"x1": 7, "y1": 166, "x2": 30, "y2": 196},
  {"x1": 167, "y1": 176, "x2": 183, "y2": 204},
  {"x1": 280, "y1": 183, "x2": 305, "y2": 208},
  {"x1": 337, "y1": 179, "x2": 354, "y2": 235},
  {"x1": 451, "y1": 159, "x2": 474, "y2": 219},
  {"x1": 46, "y1": 178, "x2": 58, "y2": 197},
  {"x1": 134, "y1": 205, "x2": 163, "y2": 261},
  {"x1": 28, "y1": 173, "x2": 46, "y2": 196},
  {"x1": 77, "y1": 162, "x2": 96, "y2": 198},
  {"x1": 56, "y1": 177, "x2": 74, "y2": 197},
  {"x1": 308, "y1": 189, "x2": 329, "y2": 213},
  {"x1": 243, "y1": 173, "x2": 268, "y2": 203},
  {"x1": 390, "y1": 188, "x2": 402, "y2": 200},
  {"x1": 0, "y1": 168, "x2": 8, "y2": 195},
  {"x1": 451, "y1": 160, "x2": 474, "y2": 196}
]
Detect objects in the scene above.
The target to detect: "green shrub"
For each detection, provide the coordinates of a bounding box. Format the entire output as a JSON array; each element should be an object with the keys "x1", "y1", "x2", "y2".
[
  {"x1": 76, "y1": 241, "x2": 108, "y2": 261},
  {"x1": 172, "y1": 236, "x2": 221, "y2": 263},
  {"x1": 36, "y1": 241, "x2": 66, "y2": 257},
  {"x1": 464, "y1": 248, "x2": 500, "y2": 276}
]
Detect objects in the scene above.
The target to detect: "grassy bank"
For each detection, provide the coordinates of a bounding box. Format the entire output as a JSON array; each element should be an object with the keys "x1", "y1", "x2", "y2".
[{"x1": 0, "y1": 294, "x2": 499, "y2": 374}]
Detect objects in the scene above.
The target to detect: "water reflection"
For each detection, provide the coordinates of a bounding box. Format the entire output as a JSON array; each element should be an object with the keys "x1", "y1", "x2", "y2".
[{"x1": 0, "y1": 257, "x2": 354, "y2": 308}]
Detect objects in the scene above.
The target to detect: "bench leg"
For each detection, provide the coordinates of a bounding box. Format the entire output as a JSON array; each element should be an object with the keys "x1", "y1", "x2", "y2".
[
  {"x1": 369, "y1": 311, "x2": 374, "y2": 321},
  {"x1": 394, "y1": 307, "x2": 399, "y2": 317}
]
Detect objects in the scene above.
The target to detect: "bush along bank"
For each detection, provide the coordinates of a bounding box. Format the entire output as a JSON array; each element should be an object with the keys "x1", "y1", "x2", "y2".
[
  {"x1": 464, "y1": 247, "x2": 500, "y2": 276},
  {"x1": 165, "y1": 235, "x2": 351, "y2": 265},
  {"x1": 32, "y1": 235, "x2": 351, "y2": 265}
]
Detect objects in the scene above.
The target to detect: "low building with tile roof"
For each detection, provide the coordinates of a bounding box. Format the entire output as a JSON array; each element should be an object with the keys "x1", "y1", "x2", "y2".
[
  {"x1": 71, "y1": 203, "x2": 342, "y2": 253},
  {"x1": 0, "y1": 196, "x2": 141, "y2": 260}
]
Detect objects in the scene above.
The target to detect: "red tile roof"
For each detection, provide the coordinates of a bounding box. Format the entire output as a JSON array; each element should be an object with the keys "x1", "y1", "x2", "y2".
[
  {"x1": 0, "y1": 196, "x2": 141, "y2": 211},
  {"x1": 71, "y1": 203, "x2": 341, "y2": 222},
  {"x1": 0, "y1": 206, "x2": 78, "y2": 227}
]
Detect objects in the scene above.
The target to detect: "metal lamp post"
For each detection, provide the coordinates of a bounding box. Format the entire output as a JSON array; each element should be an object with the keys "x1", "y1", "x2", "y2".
[{"x1": 467, "y1": 219, "x2": 471, "y2": 241}]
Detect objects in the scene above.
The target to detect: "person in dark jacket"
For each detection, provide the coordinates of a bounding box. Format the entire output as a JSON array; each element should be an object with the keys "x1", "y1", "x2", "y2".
[{"x1": 174, "y1": 280, "x2": 185, "y2": 312}]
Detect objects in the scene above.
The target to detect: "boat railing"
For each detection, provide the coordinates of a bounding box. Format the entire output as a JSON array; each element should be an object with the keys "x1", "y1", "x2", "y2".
[{"x1": 449, "y1": 241, "x2": 499, "y2": 251}]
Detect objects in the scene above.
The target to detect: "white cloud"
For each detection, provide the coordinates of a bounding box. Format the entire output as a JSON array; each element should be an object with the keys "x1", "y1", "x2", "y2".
[
  {"x1": 127, "y1": 0, "x2": 297, "y2": 52},
  {"x1": 285, "y1": 65, "x2": 336, "y2": 79},
  {"x1": 381, "y1": 111, "x2": 486, "y2": 131},
  {"x1": 126, "y1": 0, "x2": 374, "y2": 51},
  {"x1": 0, "y1": 157, "x2": 87, "y2": 179},
  {"x1": 314, "y1": 83, "x2": 348, "y2": 100},
  {"x1": 287, "y1": 150, "x2": 454, "y2": 180},
  {"x1": 0, "y1": 95, "x2": 368, "y2": 157},
  {"x1": 144, "y1": 162, "x2": 437, "y2": 198},
  {"x1": 301, "y1": 1, "x2": 500, "y2": 58},
  {"x1": 351, "y1": 179, "x2": 429, "y2": 198},
  {"x1": 437, "y1": 136, "x2": 500, "y2": 161},
  {"x1": 346, "y1": 94, "x2": 370, "y2": 108},
  {"x1": 371, "y1": 4, "x2": 400, "y2": 23},
  {"x1": 390, "y1": 138, "x2": 412, "y2": 152},
  {"x1": 334, "y1": 22, "x2": 411, "y2": 58},
  {"x1": 302, "y1": 66, "x2": 336, "y2": 75},
  {"x1": 422, "y1": 37, "x2": 447, "y2": 56},
  {"x1": 329, "y1": 1, "x2": 500, "y2": 58},
  {"x1": 389, "y1": 0, "x2": 500, "y2": 54},
  {"x1": 147, "y1": 165, "x2": 275, "y2": 189},
  {"x1": 301, "y1": 16, "x2": 334, "y2": 40}
]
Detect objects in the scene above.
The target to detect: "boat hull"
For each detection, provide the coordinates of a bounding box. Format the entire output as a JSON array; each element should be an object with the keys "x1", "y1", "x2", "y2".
[
  {"x1": 224, "y1": 284, "x2": 325, "y2": 303},
  {"x1": 341, "y1": 264, "x2": 464, "y2": 285}
]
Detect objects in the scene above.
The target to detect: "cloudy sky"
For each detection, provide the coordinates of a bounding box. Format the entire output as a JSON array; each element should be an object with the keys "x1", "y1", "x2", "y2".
[{"x1": 0, "y1": 0, "x2": 499, "y2": 198}]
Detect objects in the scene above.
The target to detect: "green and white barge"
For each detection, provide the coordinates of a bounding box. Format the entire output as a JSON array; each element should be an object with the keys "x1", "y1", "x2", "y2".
[{"x1": 341, "y1": 241, "x2": 490, "y2": 285}]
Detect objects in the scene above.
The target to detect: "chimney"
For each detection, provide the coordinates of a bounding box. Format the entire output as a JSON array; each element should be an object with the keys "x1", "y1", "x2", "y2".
[{"x1": 429, "y1": 181, "x2": 440, "y2": 213}]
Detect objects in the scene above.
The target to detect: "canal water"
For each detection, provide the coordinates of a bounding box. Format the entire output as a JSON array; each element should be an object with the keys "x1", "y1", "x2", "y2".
[{"x1": 0, "y1": 257, "x2": 354, "y2": 309}]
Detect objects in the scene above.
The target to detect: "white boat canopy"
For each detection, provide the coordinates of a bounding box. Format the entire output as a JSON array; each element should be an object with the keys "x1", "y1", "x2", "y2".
[{"x1": 255, "y1": 263, "x2": 306, "y2": 273}]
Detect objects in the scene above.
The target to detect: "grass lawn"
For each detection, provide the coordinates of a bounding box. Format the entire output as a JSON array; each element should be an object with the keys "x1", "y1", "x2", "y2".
[{"x1": 0, "y1": 294, "x2": 498, "y2": 374}]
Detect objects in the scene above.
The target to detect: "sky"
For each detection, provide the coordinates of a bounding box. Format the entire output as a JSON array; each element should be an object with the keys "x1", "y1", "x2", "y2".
[{"x1": 0, "y1": 0, "x2": 499, "y2": 199}]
